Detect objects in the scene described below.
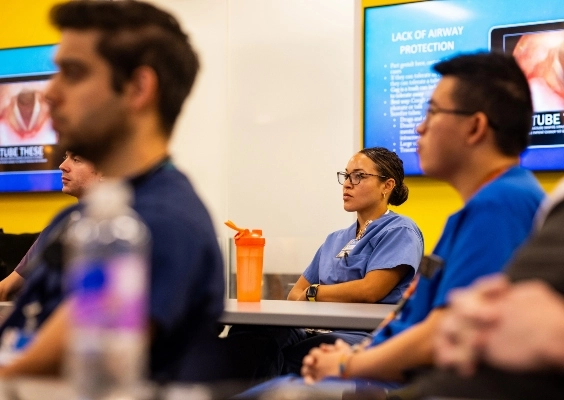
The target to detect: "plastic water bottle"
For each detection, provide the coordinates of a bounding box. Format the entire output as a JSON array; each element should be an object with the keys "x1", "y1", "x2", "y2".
[{"x1": 63, "y1": 180, "x2": 150, "y2": 400}]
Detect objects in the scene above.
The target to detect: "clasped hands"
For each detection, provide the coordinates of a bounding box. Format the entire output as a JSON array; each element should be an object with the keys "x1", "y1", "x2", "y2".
[
  {"x1": 301, "y1": 338, "x2": 369, "y2": 384},
  {"x1": 435, "y1": 273, "x2": 564, "y2": 376},
  {"x1": 299, "y1": 273, "x2": 564, "y2": 384}
]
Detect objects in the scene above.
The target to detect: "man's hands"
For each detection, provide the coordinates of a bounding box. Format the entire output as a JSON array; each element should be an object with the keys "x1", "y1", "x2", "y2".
[
  {"x1": 301, "y1": 339, "x2": 353, "y2": 384},
  {"x1": 435, "y1": 274, "x2": 564, "y2": 375}
]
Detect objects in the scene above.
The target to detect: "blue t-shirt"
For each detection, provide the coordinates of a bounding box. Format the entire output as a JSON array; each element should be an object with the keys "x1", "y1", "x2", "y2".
[
  {"x1": 132, "y1": 161, "x2": 224, "y2": 382},
  {"x1": 0, "y1": 160, "x2": 225, "y2": 383},
  {"x1": 372, "y1": 166, "x2": 545, "y2": 345},
  {"x1": 303, "y1": 211, "x2": 423, "y2": 304}
]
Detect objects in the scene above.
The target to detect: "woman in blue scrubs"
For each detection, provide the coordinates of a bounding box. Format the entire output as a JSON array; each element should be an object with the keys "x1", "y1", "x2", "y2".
[
  {"x1": 281, "y1": 146, "x2": 424, "y2": 374},
  {"x1": 228, "y1": 147, "x2": 423, "y2": 379}
]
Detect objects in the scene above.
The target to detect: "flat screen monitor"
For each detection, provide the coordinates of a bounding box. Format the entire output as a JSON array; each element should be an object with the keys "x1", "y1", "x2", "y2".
[
  {"x1": 363, "y1": 0, "x2": 564, "y2": 175},
  {"x1": 0, "y1": 44, "x2": 63, "y2": 192}
]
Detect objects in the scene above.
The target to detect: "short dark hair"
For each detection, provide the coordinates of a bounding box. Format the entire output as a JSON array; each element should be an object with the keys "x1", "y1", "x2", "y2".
[
  {"x1": 433, "y1": 52, "x2": 533, "y2": 156},
  {"x1": 50, "y1": 0, "x2": 199, "y2": 135},
  {"x1": 359, "y1": 147, "x2": 408, "y2": 206}
]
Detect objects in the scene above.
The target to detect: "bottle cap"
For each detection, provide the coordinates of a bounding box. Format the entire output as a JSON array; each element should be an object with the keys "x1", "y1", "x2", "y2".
[
  {"x1": 84, "y1": 179, "x2": 133, "y2": 218},
  {"x1": 225, "y1": 220, "x2": 265, "y2": 246}
]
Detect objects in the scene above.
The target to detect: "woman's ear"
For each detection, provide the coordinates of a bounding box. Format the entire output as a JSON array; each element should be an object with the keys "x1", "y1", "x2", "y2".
[{"x1": 384, "y1": 178, "x2": 396, "y2": 194}]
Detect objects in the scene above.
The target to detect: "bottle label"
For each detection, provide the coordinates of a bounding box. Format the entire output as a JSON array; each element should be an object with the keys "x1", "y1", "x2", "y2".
[
  {"x1": 67, "y1": 254, "x2": 148, "y2": 331},
  {"x1": 0, "y1": 328, "x2": 35, "y2": 366}
]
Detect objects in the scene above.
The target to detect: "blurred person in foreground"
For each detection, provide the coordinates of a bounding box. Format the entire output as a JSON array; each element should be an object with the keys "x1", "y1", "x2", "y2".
[
  {"x1": 0, "y1": 0, "x2": 225, "y2": 384},
  {"x1": 0, "y1": 151, "x2": 101, "y2": 301},
  {"x1": 390, "y1": 179, "x2": 564, "y2": 400},
  {"x1": 237, "y1": 51, "x2": 545, "y2": 398}
]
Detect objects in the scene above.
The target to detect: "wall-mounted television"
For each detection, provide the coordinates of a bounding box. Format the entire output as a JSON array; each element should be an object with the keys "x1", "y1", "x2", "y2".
[
  {"x1": 0, "y1": 44, "x2": 63, "y2": 192},
  {"x1": 362, "y1": 0, "x2": 564, "y2": 175}
]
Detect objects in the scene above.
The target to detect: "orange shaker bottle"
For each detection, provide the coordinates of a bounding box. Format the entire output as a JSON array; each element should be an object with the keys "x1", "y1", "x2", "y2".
[{"x1": 225, "y1": 220, "x2": 266, "y2": 302}]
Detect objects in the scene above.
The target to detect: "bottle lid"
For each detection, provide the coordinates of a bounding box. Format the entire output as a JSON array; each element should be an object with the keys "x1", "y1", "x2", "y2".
[
  {"x1": 225, "y1": 220, "x2": 265, "y2": 246},
  {"x1": 84, "y1": 179, "x2": 133, "y2": 218}
]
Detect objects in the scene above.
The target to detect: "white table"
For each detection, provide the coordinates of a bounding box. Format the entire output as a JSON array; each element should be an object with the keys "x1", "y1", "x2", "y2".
[
  {"x1": 1, "y1": 299, "x2": 393, "y2": 330},
  {"x1": 220, "y1": 299, "x2": 395, "y2": 330}
]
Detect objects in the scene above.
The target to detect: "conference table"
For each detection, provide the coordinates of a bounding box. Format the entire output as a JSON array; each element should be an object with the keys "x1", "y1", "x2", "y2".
[
  {"x1": 0, "y1": 299, "x2": 394, "y2": 331},
  {"x1": 0, "y1": 300, "x2": 399, "y2": 399},
  {"x1": 220, "y1": 299, "x2": 396, "y2": 330}
]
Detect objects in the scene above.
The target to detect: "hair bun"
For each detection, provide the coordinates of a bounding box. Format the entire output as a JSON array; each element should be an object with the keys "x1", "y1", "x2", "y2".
[{"x1": 389, "y1": 184, "x2": 408, "y2": 206}]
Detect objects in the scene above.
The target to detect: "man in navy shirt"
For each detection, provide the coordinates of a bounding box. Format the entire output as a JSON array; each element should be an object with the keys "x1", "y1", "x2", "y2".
[{"x1": 0, "y1": 1, "x2": 225, "y2": 383}]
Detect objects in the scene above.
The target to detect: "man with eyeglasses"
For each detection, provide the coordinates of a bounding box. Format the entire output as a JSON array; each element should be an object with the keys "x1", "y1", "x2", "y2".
[{"x1": 238, "y1": 51, "x2": 545, "y2": 398}]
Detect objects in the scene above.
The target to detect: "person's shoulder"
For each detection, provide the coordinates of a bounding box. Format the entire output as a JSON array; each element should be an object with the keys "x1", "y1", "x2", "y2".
[
  {"x1": 325, "y1": 222, "x2": 356, "y2": 240},
  {"x1": 132, "y1": 164, "x2": 215, "y2": 236},
  {"x1": 384, "y1": 211, "x2": 419, "y2": 228},
  {"x1": 134, "y1": 163, "x2": 201, "y2": 208},
  {"x1": 135, "y1": 163, "x2": 193, "y2": 194},
  {"x1": 471, "y1": 167, "x2": 545, "y2": 207},
  {"x1": 374, "y1": 211, "x2": 421, "y2": 235}
]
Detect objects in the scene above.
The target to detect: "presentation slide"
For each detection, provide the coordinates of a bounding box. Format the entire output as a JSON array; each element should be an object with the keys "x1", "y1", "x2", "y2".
[
  {"x1": 364, "y1": 0, "x2": 564, "y2": 175},
  {"x1": 0, "y1": 44, "x2": 62, "y2": 192}
]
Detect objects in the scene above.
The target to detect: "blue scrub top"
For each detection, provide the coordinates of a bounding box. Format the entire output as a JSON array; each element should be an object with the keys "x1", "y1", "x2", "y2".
[
  {"x1": 303, "y1": 211, "x2": 424, "y2": 304},
  {"x1": 371, "y1": 166, "x2": 545, "y2": 345}
]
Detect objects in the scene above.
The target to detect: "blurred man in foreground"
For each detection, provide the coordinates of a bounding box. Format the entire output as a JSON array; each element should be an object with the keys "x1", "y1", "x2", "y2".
[
  {"x1": 392, "y1": 180, "x2": 564, "y2": 400},
  {"x1": 0, "y1": 0, "x2": 225, "y2": 383}
]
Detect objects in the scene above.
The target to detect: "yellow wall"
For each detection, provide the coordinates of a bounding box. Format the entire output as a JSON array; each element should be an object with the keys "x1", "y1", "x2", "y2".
[
  {"x1": 361, "y1": 0, "x2": 564, "y2": 252},
  {"x1": 0, "y1": 0, "x2": 67, "y2": 234},
  {"x1": 0, "y1": 0, "x2": 60, "y2": 48}
]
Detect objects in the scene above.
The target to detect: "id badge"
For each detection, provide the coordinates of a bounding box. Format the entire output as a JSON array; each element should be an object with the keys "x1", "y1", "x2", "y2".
[{"x1": 336, "y1": 239, "x2": 358, "y2": 258}]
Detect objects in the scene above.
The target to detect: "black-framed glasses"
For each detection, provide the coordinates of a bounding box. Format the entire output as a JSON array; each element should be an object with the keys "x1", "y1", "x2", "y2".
[
  {"x1": 337, "y1": 171, "x2": 387, "y2": 185},
  {"x1": 425, "y1": 101, "x2": 476, "y2": 119},
  {"x1": 424, "y1": 101, "x2": 499, "y2": 130}
]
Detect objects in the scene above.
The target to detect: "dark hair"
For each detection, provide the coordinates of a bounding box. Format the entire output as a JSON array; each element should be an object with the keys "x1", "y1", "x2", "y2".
[
  {"x1": 433, "y1": 51, "x2": 532, "y2": 156},
  {"x1": 50, "y1": 0, "x2": 199, "y2": 135},
  {"x1": 359, "y1": 147, "x2": 408, "y2": 206}
]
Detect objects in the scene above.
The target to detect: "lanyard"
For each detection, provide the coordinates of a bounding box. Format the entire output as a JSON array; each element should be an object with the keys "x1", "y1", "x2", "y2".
[{"x1": 354, "y1": 254, "x2": 444, "y2": 349}]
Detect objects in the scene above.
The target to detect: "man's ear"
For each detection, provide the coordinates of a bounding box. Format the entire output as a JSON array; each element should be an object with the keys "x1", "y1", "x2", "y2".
[
  {"x1": 124, "y1": 66, "x2": 159, "y2": 110},
  {"x1": 466, "y1": 111, "x2": 490, "y2": 146}
]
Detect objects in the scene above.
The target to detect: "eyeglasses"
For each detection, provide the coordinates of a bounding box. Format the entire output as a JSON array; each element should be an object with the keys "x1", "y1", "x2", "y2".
[
  {"x1": 424, "y1": 101, "x2": 499, "y2": 130},
  {"x1": 425, "y1": 101, "x2": 476, "y2": 119},
  {"x1": 337, "y1": 171, "x2": 387, "y2": 185}
]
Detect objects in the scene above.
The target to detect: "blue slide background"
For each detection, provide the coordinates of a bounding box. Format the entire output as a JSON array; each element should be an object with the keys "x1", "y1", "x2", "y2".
[{"x1": 364, "y1": 0, "x2": 564, "y2": 175}]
